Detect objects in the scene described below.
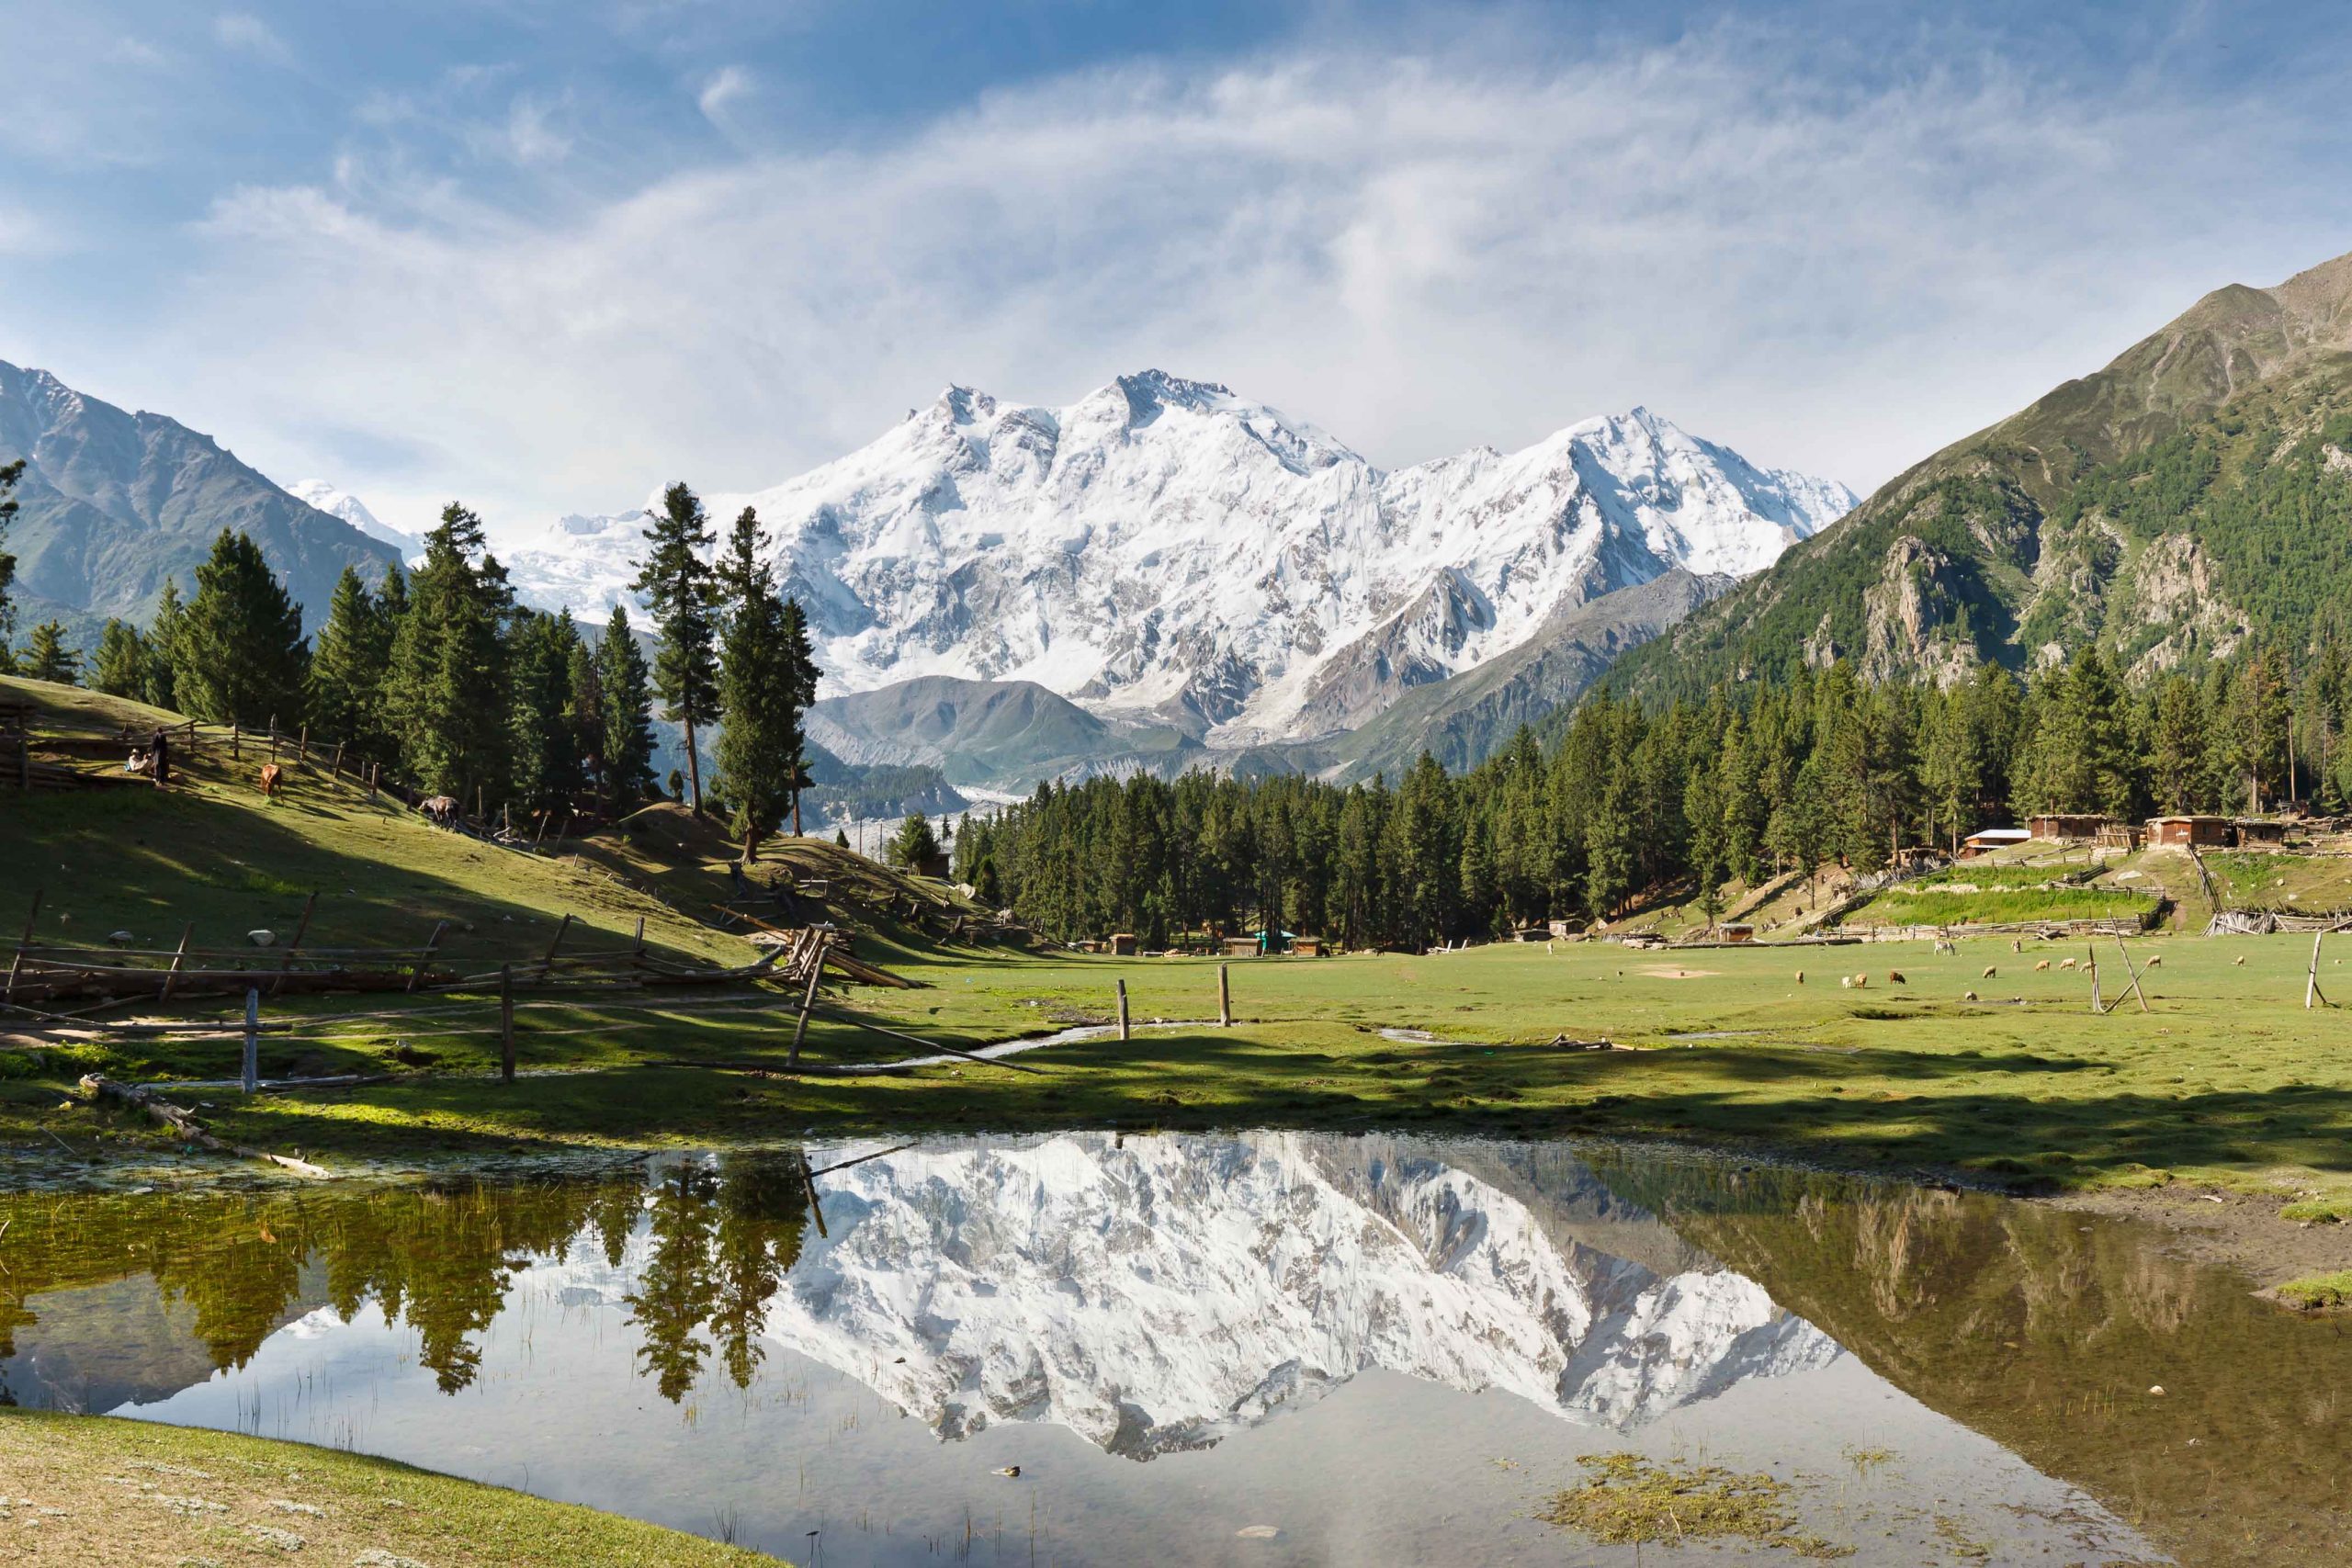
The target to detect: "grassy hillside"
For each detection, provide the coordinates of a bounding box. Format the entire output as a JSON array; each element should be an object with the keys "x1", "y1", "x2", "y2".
[{"x1": 1614, "y1": 248, "x2": 2352, "y2": 696}]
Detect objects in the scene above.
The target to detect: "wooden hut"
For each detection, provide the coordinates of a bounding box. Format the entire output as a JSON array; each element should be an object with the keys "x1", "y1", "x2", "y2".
[
  {"x1": 2233, "y1": 818, "x2": 2290, "y2": 846},
  {"x1": 1291, "y1": 936, "x2": 1325, "y2": 957},
  {"x1": 1718, "y1": 922, "x2": 1758, "y2": 944},
  {"x1": 1959, "y1": 827, "x2": 2030, "y2": 859},
  {"x1": 2028, "y1": 813, "x2": 2106, "y2": 842},
  {"x1": 1107, "y1": 932, "x2": 1139, "y2": 956},
  {"x1": 2147, "y1": 815, "x2": 2230, "y2": 848}
]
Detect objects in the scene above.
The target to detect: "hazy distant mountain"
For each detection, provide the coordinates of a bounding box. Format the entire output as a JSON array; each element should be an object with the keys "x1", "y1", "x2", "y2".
[
  {"x1": 807, "y1": 673, "x2": 1197, "y2": 792},
  {"x1": 1614, "y1": 246, "x2": 2352, "y2": 696},
  {"x1": 280, "y1": 479, "x2": 421, "y2": 557},
  {"x1": 507, "y1": 373, "x2": 1852, "y2": 754},
  {"x1": 0, "y1": 360, "x2": 400, "y2": 642}
]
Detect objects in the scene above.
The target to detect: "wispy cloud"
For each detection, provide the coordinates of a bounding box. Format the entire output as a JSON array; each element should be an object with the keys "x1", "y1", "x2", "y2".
[
  {"x1": 212, "y1": 10, "x2": 293, "y2": 66},
  {"x1": 125, "y1": 24, "x2": 2352, "y2": 538},
  {"x1": 698, "y1": 64, "x2": 754, "y2": 125}
]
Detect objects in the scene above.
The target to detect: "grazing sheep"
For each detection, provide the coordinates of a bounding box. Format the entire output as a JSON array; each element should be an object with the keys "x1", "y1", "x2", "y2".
[
  {"x1": 1851, "y1": 972, "x2": 1870, "y2": 988},
  {"x1": 2145, "y1": 955, "x2": 2162, "y2": 969},
  {"x1": 2234, "y1": 954, "x2": 2247, "y2": 966},
  {"x1": 2035, "y1": 959, "x2": 2052, "y2": 971},
  {"x1": 1964, "y1": 989, "x2": 1979, "y2": 1001},
  {"x1": 1794, "y1": 970, "x2": 1804, "y2": 984},
  {"x1": 2059, "y1": 957, "x2": 2077, "y2": 971},
  {"x1": 1934, "y1": 940, "x2": 1958, "y2": 956},
  {"x1": 1888, "y1": 970, "x2": 1907, "y2": 985},
  {"x1": 1982, "y1": 964, "x2": 1997, "y2": 978},
  {"x1": 1839, "y1": 976, "x2": 1854, "y2": 989}
]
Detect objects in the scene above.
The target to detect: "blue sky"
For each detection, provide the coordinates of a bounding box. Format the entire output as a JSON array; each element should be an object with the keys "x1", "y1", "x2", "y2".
[{"x1": 5, "y1": 1, "x2": 2351, "y2": 539}]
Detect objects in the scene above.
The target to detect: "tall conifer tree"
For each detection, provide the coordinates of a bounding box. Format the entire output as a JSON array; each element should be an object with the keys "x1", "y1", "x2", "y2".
[
  {"x1": 596, "y1": 604, "x2": 658, "y2": 806},
  {"x1": 383, "y1": 503, "x2": 513, "y2": 801},
  {"x1": 630, "y1": 482, "x2": 721, "y2": 816},
  {"x1": 90, "y1": 619, "x2": 150, "y2": 698},
  {"x1": 174, "y1": 529, "x2": 307, "y2": 727}
]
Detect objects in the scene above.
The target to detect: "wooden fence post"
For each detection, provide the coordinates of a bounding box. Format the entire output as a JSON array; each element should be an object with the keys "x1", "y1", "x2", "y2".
[
  {"x1": 2086, "y1": 943, "x2": 2102, "y2": 1014},
  {"x1": 538, "y1": 912, "x2": 573, "y2": 979},
  {"x1": 787, "y1": 939, "x2": 824, "y2": 1073},
  {"x1": 268, "y1": 717, "x2": 279, "y2": 763},
  {"x1": 242, "y1": 987, "x2": 260, "y2": 1094},
  {"x1": 160, "y1": 922, "x2": 193, "y2": 1003},
  {"x1": 408, "y1": 920, "x2": 447, "y2": 993},
  {"x1": 332, "y1": 741, "x2": 345, "y2": 779},
  {"x1": 232, "y1": 723, "x2": 241, "y2": 762},
  {"x1": 2309, "y1": 927, "x2": 2330, "y2": 1010},
  {"x1": 1115, "y1": 978, "x2": 1131, "y2": 1042},
  {"x1": 1218, "y1": 962, "x2": 1231, "y2": 1027},
  {"x1": 6, "y1": 887, "x2": 41, "y2": 1005},
  {"x1": 368, "y1": 761, "x2": 379, "y2": 802},
  {"x1": 2110, "y1": 934, "x2": 2151, "y2": 1014},
  {"x1": 631, "y1": 915, "x2": 647, "y2": 976},
  {"x1": 297, "y1": 725, "x2": 309, "y2": 767},
  {"x1": 269, "y1": 892, "x2": 317, "y2": 998},
  {"x1": 499, "y1": 964, "x2": 516, "y2": 1083}
]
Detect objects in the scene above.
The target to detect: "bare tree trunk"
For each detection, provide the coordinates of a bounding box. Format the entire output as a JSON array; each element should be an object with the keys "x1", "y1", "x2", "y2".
[{"x1": 683, "y1": 708, "x2": 704, "y2": 817}]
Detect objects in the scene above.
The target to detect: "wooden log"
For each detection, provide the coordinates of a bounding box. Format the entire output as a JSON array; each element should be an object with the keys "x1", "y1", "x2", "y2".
[
  {"x1": 79, "y1": 1074, "x2": 330, "y2": 1179},
  {"x1": 2110, "y1": 934, "x2": 2151, "y2": 1014},
  {"x1": 787, "y1": 939, "x2": 824, "y2": 1073},
  {"x1": 242, "y1": 987, "x2": 260, "y2": 1094},
  {"x1": 6, "y1": 886, "x2": 40, "y2": 1005},
  {"x1": 408, "y1": 920, "x2": 447, "y2": 993},
  {"x1": 1218, "y1": 962, "x2": 1231, "y2": 1027},
  {"x1": 160, "y1": 922, "x2": 194, "y2": 1002},
  {"x1": 1116, "y1": 977, "x2": 1131, "y2": 1042},
  {"x1": 269, "y1": 891, "x2": 317, "y2": 998},
  {"x1": 500, "y1": 964, "x2": 516, "y2": 1083},
  {"x1": 538, "y1": 912, "x2": 573, "y2": 979}
]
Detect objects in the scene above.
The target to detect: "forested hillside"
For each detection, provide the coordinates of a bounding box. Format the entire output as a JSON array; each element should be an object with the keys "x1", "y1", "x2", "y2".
[{"x1": 1613, "y1": 249, "x2": 2352, "y2": 698}]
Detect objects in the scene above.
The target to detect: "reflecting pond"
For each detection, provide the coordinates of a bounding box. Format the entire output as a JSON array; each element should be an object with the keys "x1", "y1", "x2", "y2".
[{"x1": 3, "y1": 1134, "x2": 2346, "y2": 1565}]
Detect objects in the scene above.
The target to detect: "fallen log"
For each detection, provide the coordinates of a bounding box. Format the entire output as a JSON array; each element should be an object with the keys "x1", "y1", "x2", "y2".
[{"x1": 76, "y1": 1073, "x2": 332, "y2": 1179}]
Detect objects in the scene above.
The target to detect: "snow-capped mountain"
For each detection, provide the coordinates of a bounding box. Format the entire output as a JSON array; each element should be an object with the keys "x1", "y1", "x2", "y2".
[
  {"x1": 281, "y1": 479, "x2": 421, "y2": 557},
  {"x1": 500, "y1": 372, "x2": 1853, "y2": 746},
  {"x1": 746, "y1": 1133, "x2": 1838, "y2": 1456}
]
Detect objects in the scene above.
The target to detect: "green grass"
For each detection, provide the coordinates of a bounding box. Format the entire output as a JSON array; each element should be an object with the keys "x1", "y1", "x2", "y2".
[
  {"x1": 0, "y1": 1410, "x2": 783, "y2": 1565},
  {"x1": 2276, "y1": 1270, "x2": 2352, "y2": 1310},
  {"x1": 1848, "y1": 886, "x2": 2158, "y2": 927},
  {"x1": 2205, "y1": 850, "x2": 2352, "y2": 911}
]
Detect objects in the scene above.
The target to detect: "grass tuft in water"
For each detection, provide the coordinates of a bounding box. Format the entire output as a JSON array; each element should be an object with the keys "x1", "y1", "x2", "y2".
[
  {"x1": 2276, "y1": 1269, "x2": 2352, "y2": 1310},
  {"x1": 1535, "y1": 1453, "x2": 1853, "y2": 1557}
]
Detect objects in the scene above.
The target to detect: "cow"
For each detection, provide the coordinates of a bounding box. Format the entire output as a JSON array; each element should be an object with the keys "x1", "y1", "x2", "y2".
[
  {"x1": 257, "y1": 762, "x2": 285, "y2": 800},
  {"x1": 420, "y1": 795, "x2": 461, "y2": 829},
  {"x1": 1887, "y1": 970, "x2": 1906, "y2": 985},
  {"x1": 1933, "y1": 939, "x2": 1958, "y2": 955}
]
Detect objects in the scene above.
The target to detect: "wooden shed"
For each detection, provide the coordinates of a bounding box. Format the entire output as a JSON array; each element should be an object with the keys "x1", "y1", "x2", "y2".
[
  {"x1": 1223, "y1": 935, "x2": 1261, "y2": 958},
  {"x1": 2233, "y1": 818, "x2": 2290, "y2": 845},
  {"x1": 1107, "y1": 932, "x2": 1139, "y2": 956},
  {"x1": 2147, "y1": 815, "x2": 2231, "y2": 848},
  {"x1": 1291, "y1": 936, "x2": 1325, "y2": 957},
  {"x1": 2028, "y1": 813, "x2": 2106, "y2": 842},
  {"x1": 1718, "y1": 922, "x2": 1758, "y2": 943},
  {"x1": 1959, "y1": 828, "x2": 2031, "y2": 859}
]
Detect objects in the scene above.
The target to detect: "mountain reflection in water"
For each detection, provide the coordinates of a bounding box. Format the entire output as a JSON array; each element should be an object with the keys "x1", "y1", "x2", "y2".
[{"x1": 2, "y1": 1134, "x2": 2342, "y2": 1565}]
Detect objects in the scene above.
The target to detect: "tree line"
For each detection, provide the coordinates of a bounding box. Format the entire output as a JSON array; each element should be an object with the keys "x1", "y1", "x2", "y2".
[
  {"x1": 3, "y1": 479, "x2": 822, "y2": 856},
  {"x1": 954, "y1": 641, "x2": 2351, "y2": 949}
]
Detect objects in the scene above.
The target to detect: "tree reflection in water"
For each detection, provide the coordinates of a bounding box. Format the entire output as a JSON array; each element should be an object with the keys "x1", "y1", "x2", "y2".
[{"x1": 0, "y1": 1154, "x2": 808, "y2": 1405}]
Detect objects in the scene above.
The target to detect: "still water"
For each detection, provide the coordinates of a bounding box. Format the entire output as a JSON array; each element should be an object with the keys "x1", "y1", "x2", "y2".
[{"x1": 3, "y1": 1134, "x2": 2345, "y2": 1565}]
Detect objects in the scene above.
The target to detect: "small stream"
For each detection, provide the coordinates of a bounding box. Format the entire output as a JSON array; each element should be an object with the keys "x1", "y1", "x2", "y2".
[{"x1": 3, "y1": 1135, "x2": 2344, "y2": 1565}]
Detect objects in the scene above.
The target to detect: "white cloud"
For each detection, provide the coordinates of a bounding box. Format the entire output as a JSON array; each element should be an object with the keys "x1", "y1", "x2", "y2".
[
  {"x1": 145, "y1": 29, "x2": 2352, "y2": 543},
  {"x1": 698, "y1": 65, "x2": 754, "y2": 125},
  {"x1": 213, "y1": 11, "x2": 292, "y2": 66},
  {"x1": 500, "y1": 95, "x2": 573, "y2": 165}
]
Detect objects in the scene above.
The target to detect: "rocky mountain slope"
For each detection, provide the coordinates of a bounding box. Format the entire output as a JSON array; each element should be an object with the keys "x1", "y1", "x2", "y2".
[
  {"x1": 519, "y1": 374, "x2": 1850, "y2": 751},
  {"x1": 806, "y1": 673, "x2": 1195, "y2": 791},
  {"x1": 0, "y1": 360, "x2": 400, "y2": 641},
  {"x1": 1612, "y1": 247, "x2": 2352, "y2": 697}
]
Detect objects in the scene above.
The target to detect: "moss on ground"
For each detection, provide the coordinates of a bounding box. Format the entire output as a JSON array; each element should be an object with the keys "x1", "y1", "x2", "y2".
[{"x1": 0, "y1": 1411, "x2": 781, "y2": 1565}]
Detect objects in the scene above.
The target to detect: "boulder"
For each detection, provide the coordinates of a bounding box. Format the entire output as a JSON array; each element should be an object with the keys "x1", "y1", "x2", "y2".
[{"x1": 247, "y1": 930, "x2": 277, "y2": 948}]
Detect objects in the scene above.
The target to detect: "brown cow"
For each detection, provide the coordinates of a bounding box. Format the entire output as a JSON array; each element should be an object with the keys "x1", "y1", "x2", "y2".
[
  {"x1": 258, "y1": 762, "x2": 285, "y2": 799},
  {"x1": 420, "y1": 795, "x2": 460, "y2": 829}
]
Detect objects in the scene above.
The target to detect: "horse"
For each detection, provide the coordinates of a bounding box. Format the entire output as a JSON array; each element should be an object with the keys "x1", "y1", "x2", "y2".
[
  {"x1": 420, "y1": 795, "x2": 460, "y2": 829},
  {"x1": 258, "y1": 762, "x2": 285, "y2": 800}
]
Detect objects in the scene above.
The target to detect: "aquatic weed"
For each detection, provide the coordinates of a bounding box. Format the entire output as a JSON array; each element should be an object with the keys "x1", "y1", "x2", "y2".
[{"x1": 1536, "y1": 1453, "x2": 1853, "y2": 1557}]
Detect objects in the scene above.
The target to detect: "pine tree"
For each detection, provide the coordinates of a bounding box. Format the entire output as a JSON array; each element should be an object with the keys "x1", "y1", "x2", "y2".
[
  {"x1": 382, "y1": 504, "x2": 513, "y2": 801},
  {"x1": 173, "y1": 529, "x2": 307, "y2": 727},
  {"x1": 567, "y1": 633, "x2": 609, "y2": 812},
  {"x1": 90, "y1": 619, "x2": 150, "y2": 698},
  {"x1": 631, "y1": 482, "x2": 721, "y2": 816},
  {"x1": 144, "y1": 579, "x2": 186, "y2": 710},
  {"x1": 595, "y1": 605, "x2": 658, "y2": 807},
  {"x1": 21, "y1": 619, "x2": 80, "y2": 685},
  {"x1": 778, "y1": 598, "x2": 819, "y2": 834},
  {"x1": 508, "y1": 609, "x2": 585, "y2": 810},
  {"x1": 888, "y1": 811, "x2": 942, "y2": 869},
  {"x1": 306, "y1": 566, "x2": 386, "y2": 758},
  {"x1": 713, "y1": 507, "x2": 794, "y2": 859},
  {"x1": 2149, "y1": 674, "x2": 2208, "y2": 813}
]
